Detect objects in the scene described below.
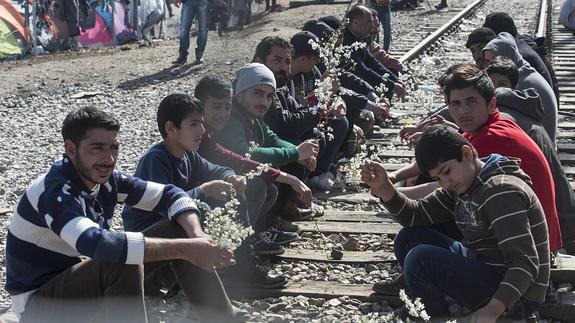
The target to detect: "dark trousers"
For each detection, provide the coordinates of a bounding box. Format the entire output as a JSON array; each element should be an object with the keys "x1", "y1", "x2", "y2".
[
  {"x1": 21, "y1": 220, "x2": 234, "y2": 323},
  {"x1": 395, "y1": 227, "x2": 501, "y2": 316},
  {"x1": 395, "y1": 227, "x2": 538, "y2": 318}
]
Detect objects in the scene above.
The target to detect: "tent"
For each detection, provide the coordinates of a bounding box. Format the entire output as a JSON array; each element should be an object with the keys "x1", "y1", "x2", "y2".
[
  {"x1": 0, "y1": 0, "x2": 28, "y2": 59},
  {"x1": 0, "y1": 18, "x2": 21, "y2": 58}
]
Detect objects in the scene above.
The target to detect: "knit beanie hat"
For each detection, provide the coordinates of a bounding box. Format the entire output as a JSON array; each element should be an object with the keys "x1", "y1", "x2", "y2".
[
  {"x1": 290, "y1": 31, "x2": 320, "y2": 57},
  {"x1": 233, "y1": 63, "x2": 276, "y2": 95},
  {"x1": 465, "y1": 27, "x2": 497, "y2": 48}
]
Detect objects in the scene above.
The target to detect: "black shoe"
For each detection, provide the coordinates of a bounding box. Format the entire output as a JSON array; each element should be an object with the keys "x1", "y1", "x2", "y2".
[
  {"x1": 266, "y1": 227, "x2": 299, "y2": 245},
  {"x1": 372, "y1": 273, "x2": 406, "y2": 295},
  {"x1": 273, "y1": 217, "x2": 301, "y2": 233},
  {"x1": 172, "y1": 54, "x2": 187, "y2": 65},
  {"x1": 435, "y1": 3, "x2": 447, "y2": 9},
  {"x1": 195, "y1": 48, "x2": 204, "y2": 64},
  {"x1": 252, "y1": 233, "x2": 285, "y2": 256}
]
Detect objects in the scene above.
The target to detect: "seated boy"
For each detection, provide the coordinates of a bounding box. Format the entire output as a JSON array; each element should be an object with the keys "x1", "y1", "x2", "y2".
[
  {"x1": 121, "y1": 93, "x2": 288, "y2": 288},
  {"x1": 194, "y1": 75, "x2": 312, "y2": 234},
  {"x1": 361, "y1": 126, "x2": 549, "y2": 320}
]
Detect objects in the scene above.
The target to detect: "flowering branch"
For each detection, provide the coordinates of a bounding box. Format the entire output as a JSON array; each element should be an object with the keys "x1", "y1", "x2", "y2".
[{"x1": 193, "y1": 190, "x2": 253, "y2": 250}]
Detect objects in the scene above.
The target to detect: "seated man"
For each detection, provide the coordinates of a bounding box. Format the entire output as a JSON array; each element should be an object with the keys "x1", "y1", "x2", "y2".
[
  {"x1": 361, "y1": 126, "x2": 549, "y2": 320},
  {"x1": 121, "y1": 94, "x2": 292, "y2": 287},
  {"x1": 386, "y1": 65, "x2": 562, "y2": 252},
  {"x1": 482, "y1": 32, "x2": 558, "y2": 142},
  {"x1": 253, "y1": 36, "x2": 349, "y2": 192},
  {"x1": 194, "y1": 75, "x2": 312, "y2": 233},
  {"x1": 366, "y1": 9, "x2": 406, "y2": 74},
  {"x1": 486, "y1": 57, "x2": 575, "y2": 253},
  {"x1": 483, "y1": 11, "x2": 559, "y2": 101},
  {"x1": 5, "y1": 106, "x2": 237, "y2": 322},
  {"x1": 343, "y1": 5, "x2": 406, "y2": 101},
  {"x1": 288, "y1": 31, "x2": 365, "y2": 190},
  {"x1": 215, "y1": 63, "x2": 320, "y2": 221}
]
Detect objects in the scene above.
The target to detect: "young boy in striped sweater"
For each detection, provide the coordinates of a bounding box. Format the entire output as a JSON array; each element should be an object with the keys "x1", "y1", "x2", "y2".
[{"x1": 362, "y1": 126, "x2": 549, "y2": 321}]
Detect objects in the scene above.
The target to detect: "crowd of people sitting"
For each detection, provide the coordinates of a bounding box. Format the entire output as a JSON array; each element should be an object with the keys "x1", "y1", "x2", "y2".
[{"x1": 4, "y1": 3, "x2": 574, "y2": 323}]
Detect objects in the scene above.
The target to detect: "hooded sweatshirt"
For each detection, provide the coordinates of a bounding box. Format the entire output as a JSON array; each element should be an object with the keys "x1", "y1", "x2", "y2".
[
  {"x1": 382, "y1": 154, "x2": 550, "y2": 308},
  {"x1": 497, "y1": 88, "x2": 575, "y2": 242},
  {"x1": 482, "y1": 32, "x2": 558, "y2": 142}
]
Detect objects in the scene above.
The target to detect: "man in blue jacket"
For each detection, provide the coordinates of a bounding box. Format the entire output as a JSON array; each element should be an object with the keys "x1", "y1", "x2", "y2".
[{"x1": 5, "y1": 106, "x2": 239, "y2": 322}]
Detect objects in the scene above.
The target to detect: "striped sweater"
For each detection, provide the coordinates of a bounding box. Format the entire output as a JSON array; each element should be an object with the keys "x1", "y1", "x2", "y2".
[
  {"x1": 383, "y1": 154, "x2": 549, "y2": 308},
  {"x1": 5, "y1": 155, "x2": 199, "y2": 313}
]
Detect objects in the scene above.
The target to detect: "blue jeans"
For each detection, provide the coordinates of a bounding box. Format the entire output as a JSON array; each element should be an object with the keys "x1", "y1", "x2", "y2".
[
  {"x1": 394, "y1": 227, "x2": 504, "y2": 316},
  {"x1": 374, "y1": 5, "x2": 391, "y2": 52},
  {"x1": 313, "y1": 117, "x2": 349, "y2": 176},
  {"x1": 179, "y1": 0, "x2": 209, "y2": 57}
]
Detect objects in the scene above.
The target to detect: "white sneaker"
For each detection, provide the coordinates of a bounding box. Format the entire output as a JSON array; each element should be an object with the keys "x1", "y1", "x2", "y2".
[{"x1": 308, "y1": 172, "x2": 336, "y2": 191}]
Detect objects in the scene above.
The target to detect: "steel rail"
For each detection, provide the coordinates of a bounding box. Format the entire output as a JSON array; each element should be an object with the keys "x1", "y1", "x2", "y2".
[
  {"x1": 399, "y1": 0, "x2": 488, "y2": 63},
  {"x1": 535, "y1": 0, "x2": 549, "y2": 38}
]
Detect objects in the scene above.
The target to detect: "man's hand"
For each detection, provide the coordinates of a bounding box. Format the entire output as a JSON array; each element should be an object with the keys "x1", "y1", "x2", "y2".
[
  {"x1": 288, "y1": 175, "x2": 313, "y2": 206},
  {"x1": 225, "y1": 175, "x2": 246, "y2": 193},
  {"x1": 297, "y1": 139, "x2": 319, "y2": 161},
  {"x1": 305, "y1": 156, "x2": 316, "y2": 172},
  {"x1": 326, "y1": 100, "x2": 346, "y2": 119},
  {"x1": 183, "y1": 237, "x2": 236, "y2": 271},
  {"x1": 393, "y1": 83, "x2": 407, "y2": 102},
  {"x1": 320, "y1": 70, "x2": 341, "y2": 93},
  {"x1": 200, "y1": 180, "x2": 232, "y2": 201},
  {"x1": 372, "y1": 102, "x2": 390, "y2": 118},
  {"x1": 399, "y1": 125, "x2": 419, "y2": 142},
  {"x1": 361, "y1": 159, "x2": 390, "y2": 191},
  {"x1": 470, "y1": 299, "x2": 506, "y2": 323},
  {"x1": 296, "y1": 91, "x2": 309, "y2": 107},
  {"x1": 173, "y1": 0, "x2": 182, "y2": 7}
]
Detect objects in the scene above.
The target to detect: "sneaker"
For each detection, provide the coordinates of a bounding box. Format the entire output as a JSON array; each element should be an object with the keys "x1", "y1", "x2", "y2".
[
  {"x1": 252, "y1": 233, "x2": 285, "y2": 256},
  {"x1": 273, "y1": 217, "x2": 301, "y2": 233},
  {"x1": 372, "y1": 273, "x2": 406, "y2": 295},
  {"x1": 280, "y1": 199, "x2": 313, "y2": 221},
  {"x1": 308, "y1": 172, "x2": 335, "y2": 191},
  {"x1": 266, "y1": 227, "x2": 299, "y2": 245},
  {"x1": 172, "y1": 54, "x2": 187, "y2": 65}
]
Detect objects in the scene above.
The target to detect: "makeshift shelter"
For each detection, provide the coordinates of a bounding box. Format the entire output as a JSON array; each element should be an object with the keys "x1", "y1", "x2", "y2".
[{"x1": 0, "y1": 0, "x2": 29, "y2": 59}]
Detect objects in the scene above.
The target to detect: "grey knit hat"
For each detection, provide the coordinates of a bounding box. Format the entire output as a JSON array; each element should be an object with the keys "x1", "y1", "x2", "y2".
[{"x1": 233, "y1": 63, "x2": 276, "y2": 95}]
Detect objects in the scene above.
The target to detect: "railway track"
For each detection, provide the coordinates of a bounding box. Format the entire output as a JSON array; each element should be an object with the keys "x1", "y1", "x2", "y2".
[{"x1": 222, "y1": 0, "x2": 575, "y2": 321}]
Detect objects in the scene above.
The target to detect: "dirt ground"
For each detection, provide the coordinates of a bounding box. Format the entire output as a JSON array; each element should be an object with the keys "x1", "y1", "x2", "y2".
[{"x1": 0, "y1": 2, "x2": 351, "y2": 97}]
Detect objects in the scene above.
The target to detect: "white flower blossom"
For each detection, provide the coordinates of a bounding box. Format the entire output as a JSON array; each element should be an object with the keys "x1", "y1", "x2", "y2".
[{"x1": 192, "y1": 191, "x2": 253, "y2": 250}]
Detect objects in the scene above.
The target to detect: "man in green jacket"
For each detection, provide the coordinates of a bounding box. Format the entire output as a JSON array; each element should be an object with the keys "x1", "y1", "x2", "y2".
[{"x1": 215, "y1": 62, "x2": 319, "y2": 224}]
